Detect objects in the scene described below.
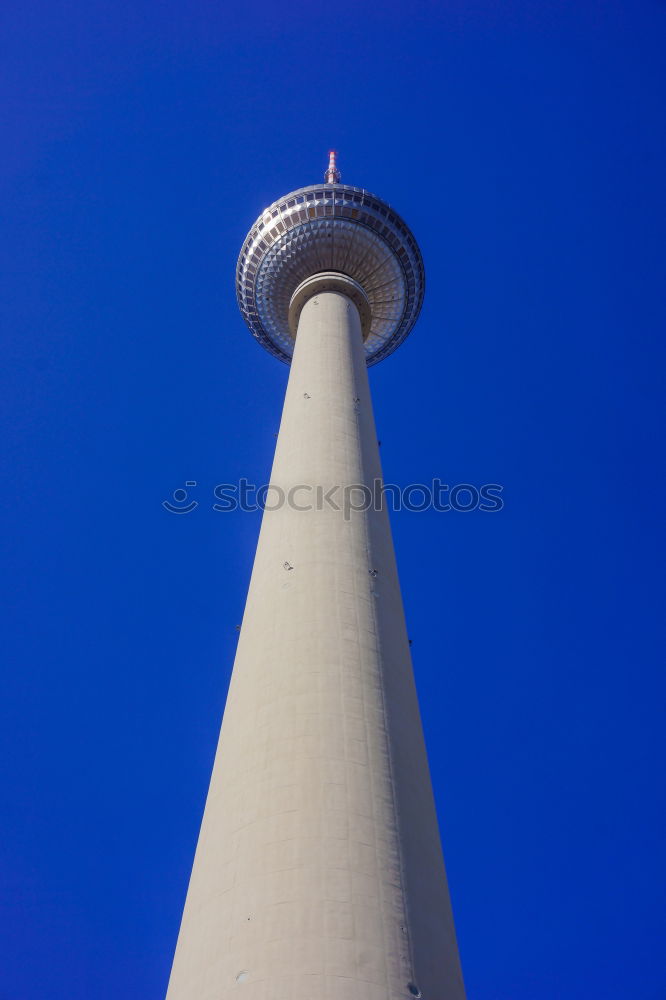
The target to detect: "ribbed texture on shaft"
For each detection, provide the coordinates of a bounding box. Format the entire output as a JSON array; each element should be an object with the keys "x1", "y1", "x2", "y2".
[{"x1": 166, "y1": 291, "x2": 466, "y2": 1000}]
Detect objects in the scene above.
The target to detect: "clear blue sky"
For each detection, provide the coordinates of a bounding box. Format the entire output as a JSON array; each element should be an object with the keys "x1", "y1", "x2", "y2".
[{"x1": 1, "y1": 1, "x2": 665, "y2": 997}]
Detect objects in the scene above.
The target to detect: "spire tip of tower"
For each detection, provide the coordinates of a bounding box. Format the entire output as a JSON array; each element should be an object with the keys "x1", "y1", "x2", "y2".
[{"x1": 324, "y1": 150, "x2": 341, "y2": 184}]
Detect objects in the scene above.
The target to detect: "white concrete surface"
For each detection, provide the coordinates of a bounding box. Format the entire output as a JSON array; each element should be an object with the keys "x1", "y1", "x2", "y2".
[{"x1": 166, "y1": 289, "x2": 466, "y2": 1000}]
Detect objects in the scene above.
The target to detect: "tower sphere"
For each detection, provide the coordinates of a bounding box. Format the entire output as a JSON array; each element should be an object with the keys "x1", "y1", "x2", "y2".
[{"x1": 236, "y1": 181, "x2": 425, "y2": 366}]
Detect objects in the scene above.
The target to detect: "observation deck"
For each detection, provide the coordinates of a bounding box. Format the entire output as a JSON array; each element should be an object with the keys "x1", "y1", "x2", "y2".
[{"x1": 236, "y1": 176, "x2": 425, "y2": 366}]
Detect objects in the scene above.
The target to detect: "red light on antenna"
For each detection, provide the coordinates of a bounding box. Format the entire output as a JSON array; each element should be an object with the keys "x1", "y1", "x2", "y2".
[{"x1": 324, "y1": 150, "x2": 341, "y2": 184}]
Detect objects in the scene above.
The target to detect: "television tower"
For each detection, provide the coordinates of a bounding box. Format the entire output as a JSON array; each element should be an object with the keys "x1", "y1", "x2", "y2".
[{"x1": 166, "y1": 153, "x2": 466, "y2": 1000}]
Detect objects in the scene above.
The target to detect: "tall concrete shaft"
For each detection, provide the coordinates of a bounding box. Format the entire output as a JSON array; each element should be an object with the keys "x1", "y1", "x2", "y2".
[{"x1": 166, "y1": 163, "x2": 466, "y2": 1000}]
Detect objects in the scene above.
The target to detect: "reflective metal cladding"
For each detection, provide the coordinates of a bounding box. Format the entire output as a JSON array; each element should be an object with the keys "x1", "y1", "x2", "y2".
[{"x1": 236, "y1": 184, "x2": 425, "y2": 366}]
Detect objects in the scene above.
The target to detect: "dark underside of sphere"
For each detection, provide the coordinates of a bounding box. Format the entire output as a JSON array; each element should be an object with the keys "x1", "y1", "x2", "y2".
[{"x1": 236, "y1": 184, "x2": 425, "y2": 366}]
